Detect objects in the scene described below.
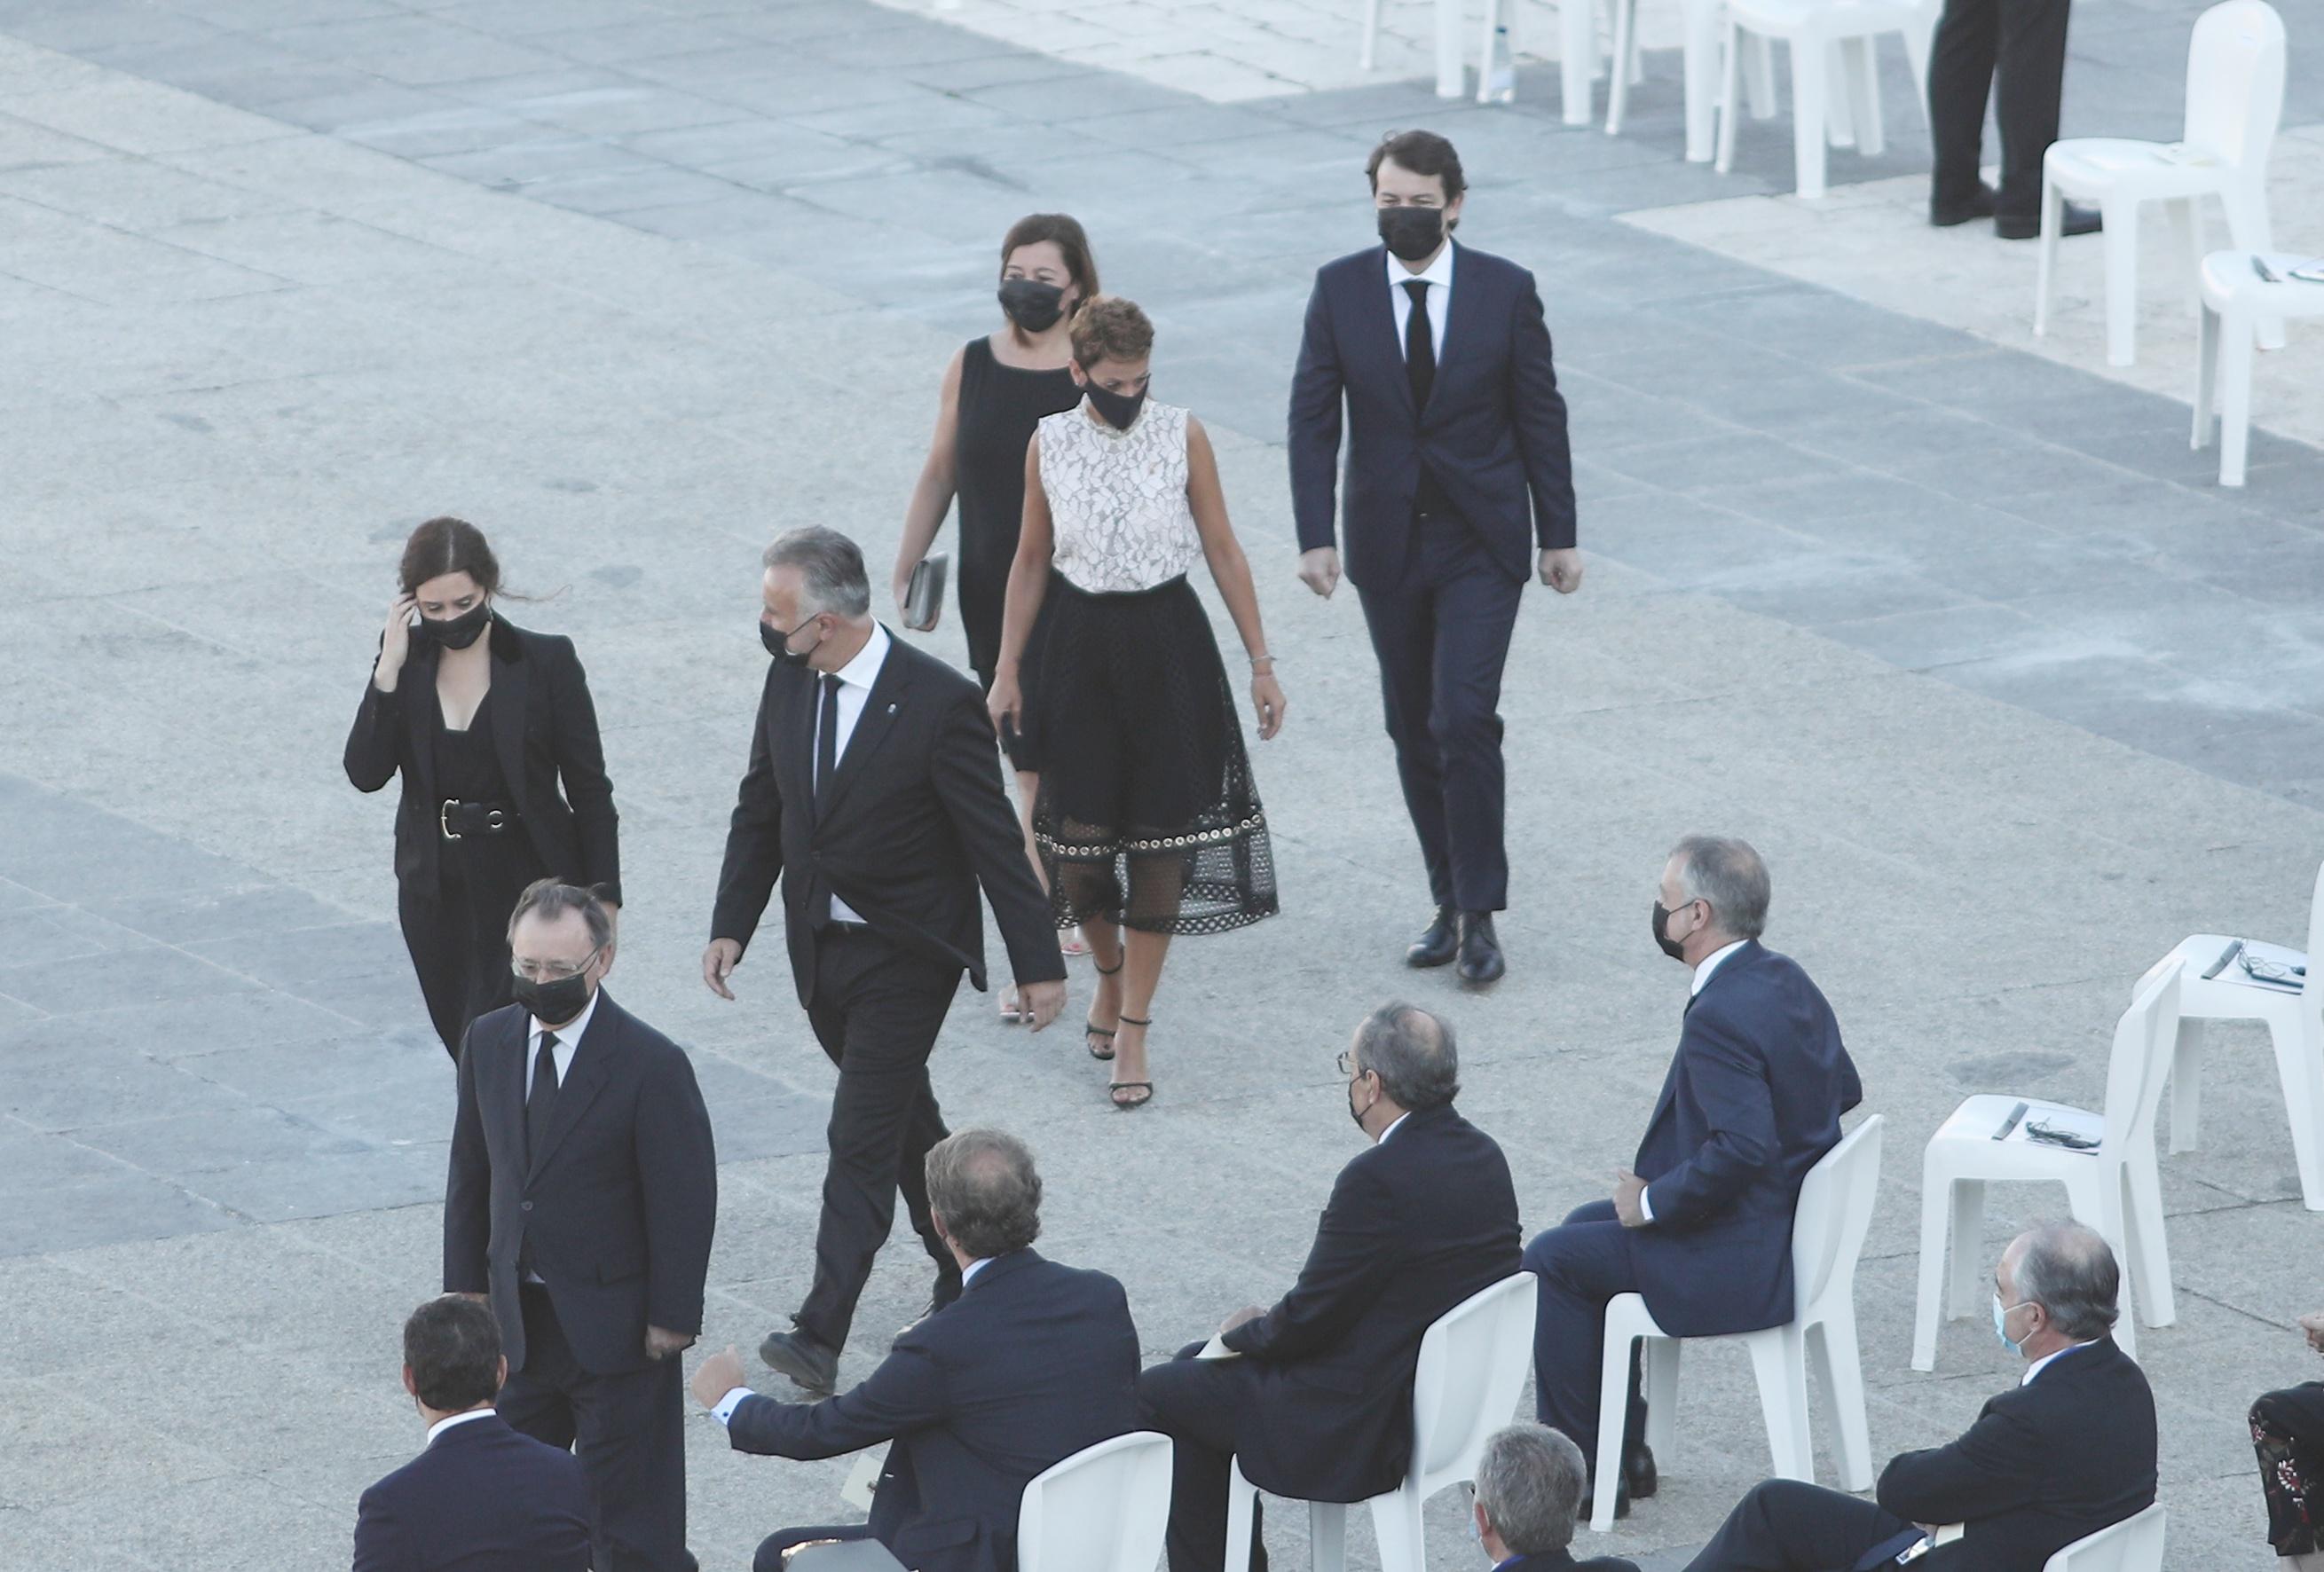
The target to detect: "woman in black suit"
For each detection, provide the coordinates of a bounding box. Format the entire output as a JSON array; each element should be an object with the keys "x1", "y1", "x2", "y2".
[{"x1": 344, "y1": 516, "x2": 621, "y2": 1059}]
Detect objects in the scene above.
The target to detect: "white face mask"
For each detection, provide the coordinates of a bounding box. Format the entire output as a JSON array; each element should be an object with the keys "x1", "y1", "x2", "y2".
[{"x1": 1992, "y1": 1293, "x2": 2031, "y2": 1356}]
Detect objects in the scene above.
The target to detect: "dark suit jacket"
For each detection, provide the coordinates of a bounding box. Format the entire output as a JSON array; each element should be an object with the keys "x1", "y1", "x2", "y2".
[
  {"x1": 1288, "y1": 240, "x2": 1576, "y2": 589},
  {"x1": 1630, "y1": 940, "x2": 1861, "y2": 1338},
  {"x1": 1879, "y1": 1338, "x2": 2156, "y2": 1572},
  {"x1": 1499, "y1": 1550, "x2": 1642, "y2": 1572},
  {"x1": 726, "y1": 1248, "x2": 1141, "y2": 1572},
  {"x1": 343, "y1": 615, "x2": 622, "y2": 903},
  {"x1": 710, "y1": 630, "x2": 1063, "y2": 1005},
  {"x1": 352, "y1": 1412, "x2": 594, "y2": 1572},
  {"x1": 443, "y1": 991, "x2": 716, "y2": 1375},
  {"x1": 1220, "y1": 1104, "x2": 1521, "y2": 1501}
]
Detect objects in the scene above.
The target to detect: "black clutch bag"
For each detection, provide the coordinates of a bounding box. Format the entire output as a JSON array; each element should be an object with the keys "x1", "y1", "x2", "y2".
[{"x1": 904, "y1": 554, "x2": 948, "y2": 632}]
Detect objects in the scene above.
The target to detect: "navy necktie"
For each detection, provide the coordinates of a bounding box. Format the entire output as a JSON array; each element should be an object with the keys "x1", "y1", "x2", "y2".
[
  {"x1": 526, "y1": 1032, "x2": 560, "y2": 1164},
  {"x1": 815, "y1": 673, "x2": 840, "y2": 802},
  {"x1": 1402, "y1": 279, "x2": 1435, "y2": 411}
]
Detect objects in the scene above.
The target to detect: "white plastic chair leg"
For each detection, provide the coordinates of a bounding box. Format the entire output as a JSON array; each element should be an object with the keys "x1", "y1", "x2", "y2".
[
  {"x1": 1945, "y1": 1176, "x2": 1986, "y2": 1317},
  {"x1": 1790, "y1": 38, "x2": 1831, "y2": 197},
  {"x1": 2194, "y1": 299, "x2": 2219, "y2": 452},
  {"x1": 1911, "y1": 1166, "x2": 1953, "y2": 1372},
  {"x1": 2170, "y1": 200, "x2": 2205, "y2": 314},
  {"x1": 1364, "y1": 1490, "x2": 1423, "y2": 1572},
  {"x1": 1589, "y1": 1320, "x2": 1636, "y2": 1530},
  {"x1": 1607, "y1": 0, "x2": 1637, "y2": 132},
  {"x1": 1560, "y1": 0, "x2": 1596, "y2": 123},
  {"x1": 2217, "y1": 299, "x2": 2254, "y2": 486},
  {"x1": 1810, "y1": 1309, "x2": 1875, "y2": 1489},
  {"x1": 1224, "y1": 1461, "x2": 1259, "y2": 1572},
  {"x1": 1435, "y1": 0, "x2": 1466, "y2": 97},
  {"x1": 2167, "y1": 1017, "x2": 2204, "y2": 1152},
  {"x1": 1713, "y1": 19, "x2": 1745, "y2": 174},
  {"x1": 1744, "y1": 1325, "x2": 1814, "y2": 1481},
  {"x1": 2099, "y1": 195, "x2": 2140, "y2": 366},
  {"x1": 2033, "y1": 174, "x2": 2062, "y2": 337},
  {"x1": 1824, "y1": 40, "x2": 1855, "y2": 148},
  {"x1": 1359, "y1": 0, "x2": 1382, "y2": 68},
  {"x1": 1643, "y1": 1336, "x2": 1681, "y2": 1460},
  {"x1": 1312, "y1": 1498, "x2": 1351, "y2": 1572},
  {"x1": 2064, "y1": 1164, "x2": 2138, "y2": 1357},
  {"x1": 1840, "y1": 36, "x2": 1882, "y2": 155},
  {"x1": 1745, "y1": 32, "x2": 1776, "y2": 116},
  {"x1": 2266, "y1": 1018, "x2": 2324, "y2": 1211},
  {"x1": 2123, "y1": 1133, "x2": 2177, "y2": 1326},
  {"x1": 1903, "y1": 9, "x2": 1934, "y2": 129},
  {"x1": 1682, "y1": 0, "x2": 1721, "y2": 159}
]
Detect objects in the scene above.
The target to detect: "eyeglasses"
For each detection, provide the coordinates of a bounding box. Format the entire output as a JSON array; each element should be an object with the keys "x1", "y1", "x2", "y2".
[
  {"x1": 510, "y1": 948, "x2": 600, "y2": 983},
  {"x1": 1336, "y1": 1049, "x2": 1364, "y2": 1079}
]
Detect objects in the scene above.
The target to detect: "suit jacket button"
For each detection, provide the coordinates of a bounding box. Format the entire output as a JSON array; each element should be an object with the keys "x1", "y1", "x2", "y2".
[{"x1": 521, "y1": 1201, "x2": 533, "y2": 1212}]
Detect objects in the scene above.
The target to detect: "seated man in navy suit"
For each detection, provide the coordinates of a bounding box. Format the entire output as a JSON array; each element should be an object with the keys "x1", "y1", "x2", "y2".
[
  {"x1": 1524, "y1": 837, "x2": 1861, "y2": 1514},
  {"x1": 1469, "y1": 1424, "x2": 1639, "y2": 1572},
  {"x1": 353, "y1": 1294, "x2": 594, "y2": 1572},
  {"x1": 689, "y1": 1129, "x2": 1140, "y2": 1572},
  {"x1": 1686, "y1": 1223, "x2": 2155, "y2": 1571}
]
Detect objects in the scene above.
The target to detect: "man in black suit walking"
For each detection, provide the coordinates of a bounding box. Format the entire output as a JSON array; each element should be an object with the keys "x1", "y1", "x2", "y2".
[
  {"x1": 705, "y1": 527, "x2": 1067, "y2": 1394},
  {"x1": 354, "y1": 1294, "x2": 595, "y2": 1572},
  {"x1": 1524, "y1": 837, "x2": 1859, "y2": 1515},
  {"x1": 445, "y1": 878, "x2": 718, "y2": 1572},
  {"x1": 1289, "y1": 130, "x2": 1581, "y2": 986},
  {"x1": 689, "y1": 1129, "x2": 1141, "y2": 1572},
  {"x1": 1468, "y1": 1424, "x2": 1638, "y2": 1572},
  {"x1": 1139, "y1": 1003, "x2": 1522, "y2": 1571},
  {"x1": 1686, "y1": 1223, "x2": 2156, "y2": 1571}
]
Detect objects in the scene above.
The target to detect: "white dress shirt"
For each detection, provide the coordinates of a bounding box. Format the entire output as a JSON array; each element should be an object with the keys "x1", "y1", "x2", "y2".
[
  {"x1": 1639, "y1": 939, "x2": 1752, "y2": 1225},
  {"x1": 2021, "y1": 1338, "x2": 2099, "y2": 1385},
  {"x1": 1376, "y1": 1111, "x2": 1411, "y2": 1144},
  {"x1": 814, "y1": 623, "x2": 893, "y2": 926},
  {"x1": 524, "y1": 986, "x2": 598, "y2": 1100},
  {"x1": 425, "y1": 1408, "x2": 497, "y2": 1446},
  {"x1": 1386, "y1": 239, "x2": 1453, "y2": 363}
]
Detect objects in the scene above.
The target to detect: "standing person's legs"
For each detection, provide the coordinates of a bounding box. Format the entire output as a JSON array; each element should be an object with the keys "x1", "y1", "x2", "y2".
[
  {"x1": 1684, "y1": 1479, "x2": 1910, "y2": 1572},
  {"x1": 496, "y1": 1288, "x2": 587, "y2": 1537},
  {"x1": 795, "y1": 935, "x2": 960, "y2": 1354},
  {"x1": 1139, "y1": 1348, "x2": 1268, "y2": 1572},
  {"x1": 1355, "y1": 565, "x2": 1451, "y2": 910},
  {"x1": 398, "y1": 880, "x2": 470, "y2": 1061},
  {"x1": 572, "y1": 1353, "x2": 696, "y2": 1572},
  {"x1": 1926, "y1": 0, "x2": 2002, "y2": 213},
  {"x1": 1992, "y1": 0, "x2": 2072, "y2": 218},
  {"x1": 1523, "y1": 1200, "x2": 1645, "y2": 1466},
  {"x1": 1422, "y1": 524, "x2": 1523, "y2": 915}
]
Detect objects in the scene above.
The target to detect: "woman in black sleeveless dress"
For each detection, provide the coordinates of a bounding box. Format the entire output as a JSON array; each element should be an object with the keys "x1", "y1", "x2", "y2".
[
  {"x1": 894, "y1": 215, "x2": 1099, "y2": 1014},
  {"x1": 344, "y1": 517, "x2": 621, "y2": 1059}
]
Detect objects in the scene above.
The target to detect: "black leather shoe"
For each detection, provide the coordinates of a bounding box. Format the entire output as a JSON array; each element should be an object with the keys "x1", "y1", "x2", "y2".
[
  {"x1": 1930, "y1": 182, "x2": 1997, "y2": 226},
  {"x1": 758, "y1": 1325, "x2": 839, "y2": 1394},
  {"x1": 1406, "y1": 906, "x2": 1459, "y2": 969},
  {"x1": 1997, "y1": 202, "x2": 2101, "y2": 240},
  {"x1": 1626, "y1": 1443, "x2": 1658, "y2": 1501},
  {"x1": 1455, "y1": 912, "x2": 1505, "y2": 986}
]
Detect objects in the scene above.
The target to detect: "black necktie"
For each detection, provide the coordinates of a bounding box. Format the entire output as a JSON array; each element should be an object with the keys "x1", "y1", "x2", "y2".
[
  {"x1": 815, "y1": 673, "x2": 840, "y2": 802},
  {"x1": 526, "y1": 1032, "x2": 560, "y2": 1164},
  {"x1": 1402, "y1": 279, "x2": 1435, "y2": 412}
]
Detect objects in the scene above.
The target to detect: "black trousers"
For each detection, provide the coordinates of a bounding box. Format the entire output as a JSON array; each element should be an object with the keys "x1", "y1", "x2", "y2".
[
  {"x1": 794, "y1": 928, "x2": 962, "y2": 1355},
  {"x1": 1523, "y1": 1200, "x2": 1647, "y2": 1466},
  {"x1": 1686, "y1": 1479, "x2": 1915, "y2": 1572},
  {"x1": 500, "y1": 1284, "x2": 696, "y2": 1572},
  {"x1": 1139, "y1": 1342, "x2": 1272, "y2": 1572},
  {"x1": 400, "y1": 835, "x2": 542, "y2": 1059},
  {"x1": 1354, "y1": 510, "x2": 1524, "y2": 914},
  {"x1": 1926, "y1": 0, "x2": 2071, "y2": 218}
]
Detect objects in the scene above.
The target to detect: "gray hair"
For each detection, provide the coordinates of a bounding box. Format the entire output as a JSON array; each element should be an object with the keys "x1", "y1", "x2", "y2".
[
  {"x1": 1671, "y1": 835, "x2": 1770, "y2": 940},
  {"x1": 762, "y1": 526, "x2": 871, "y2": 618},
  {"x1": 505, "y1": 877, "x2": 613, "y2": 950},
  {"x1": 1474, "y1": 1424, "x2": 1585, "y2": 1554},
  {"x1": 1352, "y1": 1002, "x2": 1459, "y2": 1112},
  {"x1": 2009, "y1": 1221, "x2": 2120, "y2": 1340},
  {"x1": 925, "y1": 1129, "x2": 1042, "y2": 1259}
]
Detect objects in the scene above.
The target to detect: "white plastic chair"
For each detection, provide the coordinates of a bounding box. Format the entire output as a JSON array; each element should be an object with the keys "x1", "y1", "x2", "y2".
[
  {"x1": 2142, "y1": 859, "x2": 2324, "y2": 1203},
  {"x1": 1910, "y1": 962, "x2": 2184, "y2": 1372},
  {"x1": 2043, "y1": 1502, "x2": 2168, "y2": 1572},
  {"x1": 1016, "y1": 1430, "x2": 1172, "y2": 1572},
  {"x1": 2034, "y1": 0, "x2": 2287, "y2": 368},
  {"x1": 1713, "y1": 0, "x2": 1938, "y2": 198},
  {"x1": 1222, "y1": 1272, "x2": 1537, "y2": 1572},
  {"x1": 1359, "y1": 0, "x2": 1470, "y2": 97},
  {"x1": 2194, "y1": 250, "x2": 2324, "y2": 487},
  {"x1": 1605, "y1": 0, "x2": 1772, "y2": 160},
  {"x1": 1587, "y1": 1116, "x2": 1885, "y2": 1533}
]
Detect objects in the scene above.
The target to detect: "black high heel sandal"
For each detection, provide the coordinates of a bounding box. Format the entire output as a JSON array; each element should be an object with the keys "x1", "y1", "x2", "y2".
[
  {"x1": 1109, "y1": 1015, "x2": 1154, "y2": 1111},
  {"x1": 1085, "y1": 958, "x2": 1123, "y2": 1061}
]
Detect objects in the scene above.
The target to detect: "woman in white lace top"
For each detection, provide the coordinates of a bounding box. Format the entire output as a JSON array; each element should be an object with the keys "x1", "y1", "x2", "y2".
[{"x1": 988, "y1": 296, "x2": 1286, "y2": 1110}]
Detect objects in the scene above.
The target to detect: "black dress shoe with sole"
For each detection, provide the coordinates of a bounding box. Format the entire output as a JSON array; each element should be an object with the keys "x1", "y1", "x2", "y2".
[
  {"x1": 1627, "y1": 1443, "x2": 1658, "y2": 1500},
  {"x1": 1930, "y1": 182, "x2": 1998, "y2": 226},
  {"x1": 1406, "y1": 906, "x2": 1459, "y2": 969},
  {"x1": 1997, "y1": 202, "x2": 2101, "y2": 240},
  {"x1": 1455, "y1": 912, "x2": 1505, "y2": 986},
  {"x1": 759, "y1": 1325, "x2": 839, "y2": 1394}
]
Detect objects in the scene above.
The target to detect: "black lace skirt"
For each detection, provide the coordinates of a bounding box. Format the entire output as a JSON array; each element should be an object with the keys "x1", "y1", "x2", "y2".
[{"x1": 1031, "y1": 574, "x2": 1277, "y2": 935}]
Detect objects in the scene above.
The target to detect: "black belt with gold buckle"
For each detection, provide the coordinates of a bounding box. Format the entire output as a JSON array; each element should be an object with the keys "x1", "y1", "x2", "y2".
[{"x1": 439, "y1": 799, "x2": 518, "y2": 840}]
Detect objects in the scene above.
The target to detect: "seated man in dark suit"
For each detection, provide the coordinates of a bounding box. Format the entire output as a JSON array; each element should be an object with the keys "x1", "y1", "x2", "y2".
[
  {"x1": 689, "y1": 1129, "x2": 1139, "y2": 1572},
  {"x1": 1525, "y1": 837, "x2": 1860, "y2": 1513},
  {"x1": 353, "y1": 1294, "x2": 594, "y2": 1572},
  {"x1": 1140, "y1": 1003, "x2": 1523, "y2": 1572},
  {"x1": 1687, "y1": 1222, "x2": 2157, "y2": 1571},
  {"x1": 1469, "y1": 1424, "x2": 1639, "y2": 1572}
]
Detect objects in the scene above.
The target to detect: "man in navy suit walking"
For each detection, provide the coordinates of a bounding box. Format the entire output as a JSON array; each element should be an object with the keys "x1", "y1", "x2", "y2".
[
  {"x1": 353, "y1": 1295, "x2": 595, "y2": 1572},
  {"x1": 1523, "y1": 837, "x2": 1861, "y2": 1513},
  {"x1": 1288, "y1": 129, "x2": 1581, "y2": 986}
]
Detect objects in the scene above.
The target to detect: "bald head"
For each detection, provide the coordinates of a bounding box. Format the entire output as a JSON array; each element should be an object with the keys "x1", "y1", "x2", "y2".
[{"x1": 1351, "y1": 1002, "x2": 1459, "y2": 1112}]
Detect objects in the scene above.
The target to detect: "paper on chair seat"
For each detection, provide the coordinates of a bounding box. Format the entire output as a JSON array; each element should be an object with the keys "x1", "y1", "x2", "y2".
[
  {"x1": 1195, "y1": 1333, "x2": 1241, "y2": 1360},
  {"x1": 840, "y1": 1444, "x2": 887, "y2": 1510},
  {"x1": 1934, "y1": 1523, "x2": 1965, "y2": 1546}
]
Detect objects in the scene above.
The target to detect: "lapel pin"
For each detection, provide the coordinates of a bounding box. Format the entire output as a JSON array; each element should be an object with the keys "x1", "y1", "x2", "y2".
[{"x1": 886, "y1": 703, "x2": 898, "y2": 714}]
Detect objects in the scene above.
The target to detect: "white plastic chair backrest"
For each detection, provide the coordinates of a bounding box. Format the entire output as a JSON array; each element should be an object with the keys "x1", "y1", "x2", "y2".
[
  {"x1": 2099, "y1": 962, "x2": 2184, "y2": 1154},
  {"x1": 1014, "y1": 1430, "x2": 1173, "y2": 1572},
  {"x1": 1406, "y1": 1271, "x2": 1538, "y2": 1491},
  {"x1": 2180, "y1": 0, "x2": 2285, "y2": 170},
  {"x1": 1790, "y1": 1114, "x2": 1884, "y2": 1313},
  {"x1": 2040, "y1": 1501, "x2": 2167, "y2": 1572},
  {"x1": 2303, "y1": 855, "x2": 2324, "y2": 1005}
]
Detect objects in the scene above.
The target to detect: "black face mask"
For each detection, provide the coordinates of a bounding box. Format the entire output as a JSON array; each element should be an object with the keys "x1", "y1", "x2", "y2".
[
  {"x1": 1348, "y1": 1076, "x2": 1373, "y2": 1132},
  {"x1": 512, "y1": 970, "x2": 593, "y2": 1026},
  {"x1": 1651, "y1": 900, "x2": 1690, "y2": 962},
  {"x1": 761, "y1": 617, "x2": 817, "y2": 667},
  {"x1": 998, "y1": 279, "x2": 1067, "y2": 334},
  {"x1": 1377, "y1": 206, "x2": 1446, "y2": 263},
  {"x1": 1083, "y1": 378, "x2": 1147, "y2": 432},
  {"x1": 420, "y1": 601, "x2": 490, "y2": 650}
]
